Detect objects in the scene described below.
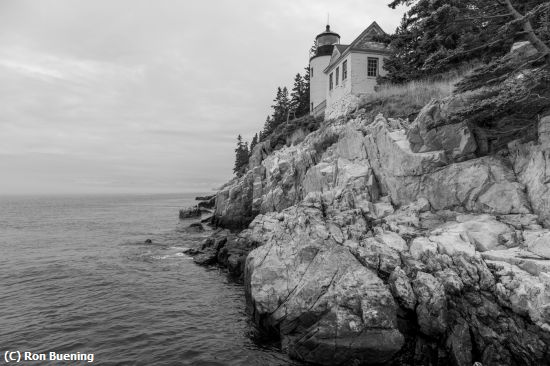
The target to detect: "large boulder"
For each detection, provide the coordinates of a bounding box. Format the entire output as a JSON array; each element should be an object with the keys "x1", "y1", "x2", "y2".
[
  {"x1": 365, "y1": 115, "x2": 531, "y2": 214},
  {"x1": 407, "y1": 97, "x2": 477, "y2": 160},
  {"x1": 244, "y1": 205, "x2": 404, "y2": 365}
]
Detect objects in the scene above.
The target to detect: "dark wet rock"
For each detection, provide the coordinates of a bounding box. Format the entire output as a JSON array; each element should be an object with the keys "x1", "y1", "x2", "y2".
[
  {"x1": 446, "y1": 318, "x2": 473, "y2": 366},
  {"x1": 197, "y1": 195, "x2": 216, "y2": 209},
  {"x1": 193, "y1": 249, "x2": 217, "y2": 265},
  {"x1": 182, "y1": 247, "x2": 200, "y2": 255},
  {"x1": 188, "y1": 230, "x2": 258, "y2": 280},
  {"x1": 200, "y1": 214, "x2": 213, "y2": 224},
  {"x1": 195, "y1": 194, "x2": 216, "y2": 201},
  {"x1": 144, "y1": 239, "x2": 152, "y2": 244},
  {"x1": 188, "y1": 222, "x2": 204, "y2": 231},
  {"x1": 179, "y1": 206, "x2": 201, "y2": 219}
]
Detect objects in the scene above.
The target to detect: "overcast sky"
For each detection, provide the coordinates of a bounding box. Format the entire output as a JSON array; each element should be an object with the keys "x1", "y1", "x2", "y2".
[{"x1": 0, "y1": 0, "x2": 406, "y2": 195}]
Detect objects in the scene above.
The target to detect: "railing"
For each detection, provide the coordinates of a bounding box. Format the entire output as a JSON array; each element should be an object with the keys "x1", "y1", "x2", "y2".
[{"x1": 311, "y1": 100, "x2": 326, "y2": 118}]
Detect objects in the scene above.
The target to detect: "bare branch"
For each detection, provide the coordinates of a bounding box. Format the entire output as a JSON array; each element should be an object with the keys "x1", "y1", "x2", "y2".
[{"x1": 503, "y1": 0, "x2": 550, "y2": 64}]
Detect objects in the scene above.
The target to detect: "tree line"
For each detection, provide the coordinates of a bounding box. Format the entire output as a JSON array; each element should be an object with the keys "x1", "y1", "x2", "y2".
[
  {"x1": 233, "y1": 66, "x2": 310, "y2": 177},
  {"x1": 382, "y1": 0, "x2": 550, "y2": 83}
]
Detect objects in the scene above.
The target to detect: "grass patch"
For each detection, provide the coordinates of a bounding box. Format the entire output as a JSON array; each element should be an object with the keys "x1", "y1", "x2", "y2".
[
  {"x1": 359, "y1": 78, "x2": 459, "y2": 121},
  {"x1": 359, "y1": 65, "x2": 477, "y2": 121}
]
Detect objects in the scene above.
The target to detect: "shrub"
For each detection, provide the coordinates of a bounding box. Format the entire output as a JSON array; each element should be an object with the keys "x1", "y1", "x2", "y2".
[{"x1": 266, "y1": 114, "x2": 323, "y2": 151}]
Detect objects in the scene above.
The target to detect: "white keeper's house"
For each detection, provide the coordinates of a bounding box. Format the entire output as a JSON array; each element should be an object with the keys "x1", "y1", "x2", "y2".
[{"x1": 309, "y1": 22, "x2": 391, "y2": 119}]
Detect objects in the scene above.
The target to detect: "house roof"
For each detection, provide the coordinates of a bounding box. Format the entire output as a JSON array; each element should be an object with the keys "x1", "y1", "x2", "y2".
[
  {"x1": 324, "y1": 21, "x2": 391, "y2": 74},
  {"x1": 334, "y1": 44, "x2": 349, "y2": 54}
]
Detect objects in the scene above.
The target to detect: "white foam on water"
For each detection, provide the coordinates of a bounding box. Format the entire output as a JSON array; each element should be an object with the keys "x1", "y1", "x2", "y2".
[{"x1": 169, "y1": 246, "x2": 188, "y2": 251}]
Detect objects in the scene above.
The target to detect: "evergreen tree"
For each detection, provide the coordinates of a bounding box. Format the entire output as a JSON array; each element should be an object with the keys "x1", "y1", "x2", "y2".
[
  {"x1": 233, "y1": 134, "x2": 243, "y2": 175},
  {"x1": 384, "y1": 0, "x2": 550, "y2": 83},
  {"x1": 271, "y1": 86, "x2": 290, "y2": 127},
  {"x1": 290, "y1": 71, "x2": 310, "y2": 118},
  {"x1": 258, "y1": 130, "x2": 264, "y2": 142},
  {"x1": 302, "y1": 65, "x2": 311, "y2": 114},
  {"x1": 250, "y1": 133, "x2": 258, "y2": 153},
  {"x1": 290, "y1": 73, "x2": 304, "y2": 118},
  {"x1": 233, "y1": 135, "x2": 249, "y2": 177},
  {"x1": 242, "y1": 142, "x2": 249, "y2": 162},
  {"x1": 261, "y1": 116, "x2": 274, "y2": 139}
]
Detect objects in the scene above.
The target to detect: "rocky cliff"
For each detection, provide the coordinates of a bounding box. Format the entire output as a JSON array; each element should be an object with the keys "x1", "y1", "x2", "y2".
[{"x1": 199, "y1": 48, "x2": 550, "y2": 365}]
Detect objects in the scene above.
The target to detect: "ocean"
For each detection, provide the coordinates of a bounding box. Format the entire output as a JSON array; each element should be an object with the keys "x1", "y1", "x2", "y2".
[{"x1": 0, "y1": 193, "x2": 298, "y2": 365}]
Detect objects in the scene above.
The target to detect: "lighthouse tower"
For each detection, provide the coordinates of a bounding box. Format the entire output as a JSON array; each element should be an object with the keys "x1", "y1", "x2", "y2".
[{"x1": 309, "y1": 25, "x2": 340, "y2": 117}]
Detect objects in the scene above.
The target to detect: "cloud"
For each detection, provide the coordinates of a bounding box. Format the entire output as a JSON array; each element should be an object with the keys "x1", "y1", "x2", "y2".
[{"x1": 0, "y1": 0, "x2": 406, "y2": 195}]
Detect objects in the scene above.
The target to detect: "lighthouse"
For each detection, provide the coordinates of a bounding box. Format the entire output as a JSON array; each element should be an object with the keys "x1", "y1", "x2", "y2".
[{"x1": 309, "y1": 25, "x2": 340, "y2": 117}]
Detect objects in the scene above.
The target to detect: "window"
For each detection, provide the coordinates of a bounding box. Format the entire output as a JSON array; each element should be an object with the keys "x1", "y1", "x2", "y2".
[
  {"x1": 367, "y1": 58, "x2": 379, "y2": 77},
  {"x1": 329, "y1": 73, "x2": 333, "y2": 90},
  {"x1": 311, "y1": 67, "x2": 313, "y2": 78},
  {"x1": 335, "y1": 67, "x2": 339, "y2": 86},
  {"x1": 342, "y1": 60, "x2": 348, "y2": 80}
]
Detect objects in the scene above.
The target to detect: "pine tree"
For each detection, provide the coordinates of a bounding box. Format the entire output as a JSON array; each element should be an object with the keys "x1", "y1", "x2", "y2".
[
  {"x1": 384, "y1": 0, "x2": 550, "y2": 83},
  {"x1": 233, "y1": 134, "x2": 244, "y2": 176},
  {"x1": 290, "y1": 73, "x2": 304, "y2": 119},
  {"x1": 250, "y1": 133, "x2": 258, "y2": 153},
  {"x1": 241, "y1": 141, "x2": 249, "y2": 166},
  {"x1": 302, "y1": 65, "x2": 311, "y2": 115},
  {"x1": 261, "y1": 116, "x2": 274, "y2": 139},
  {"x1": 290, "y1": 72, "x2": 311, "y2": 118},
  {"x1": 233, "y1": 135, "x2": 250, "y2": 177},
  {"x1": 271, "y1": 86, "x2": 290, "y2": 127}
]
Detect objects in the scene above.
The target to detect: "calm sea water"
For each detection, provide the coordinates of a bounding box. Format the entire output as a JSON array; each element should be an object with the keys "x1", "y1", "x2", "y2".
[{"x1": 0, "y1": 193, "x2": 297, "y2": 365}]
